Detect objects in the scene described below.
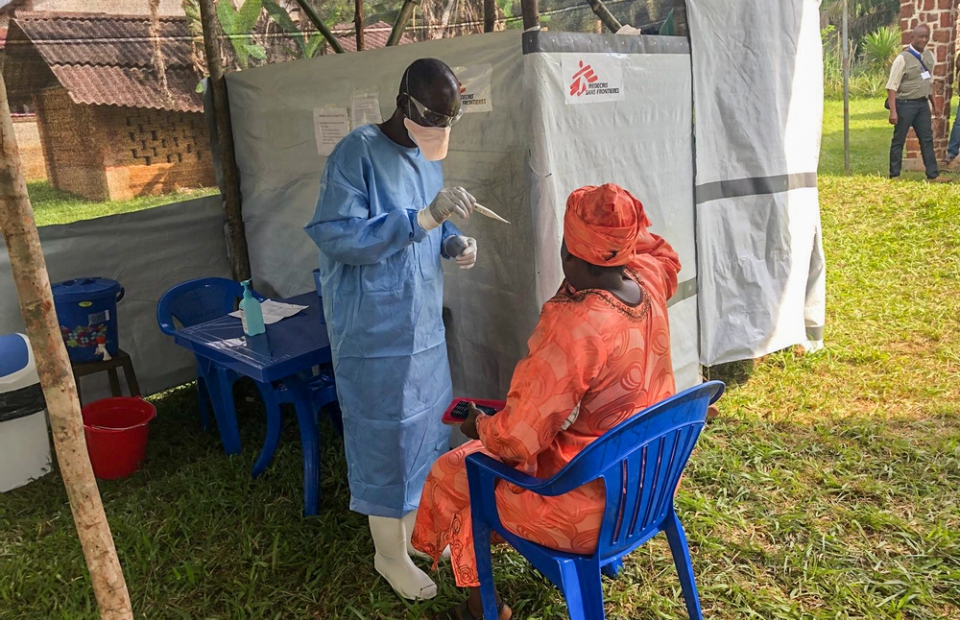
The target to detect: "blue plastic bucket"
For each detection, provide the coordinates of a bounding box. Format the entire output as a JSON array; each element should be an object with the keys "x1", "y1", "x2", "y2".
[{"x1": 51, "y1": 278, "x2": 124, "y2": 363}]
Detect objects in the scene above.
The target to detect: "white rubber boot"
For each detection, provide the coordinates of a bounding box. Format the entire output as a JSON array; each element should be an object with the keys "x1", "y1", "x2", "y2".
[
  {"x1": 369, "y1": 515, "x2": 438, "y2": 600},
  {"x1": 403, "y1": 509, "x2": 451, "y2": 561}
]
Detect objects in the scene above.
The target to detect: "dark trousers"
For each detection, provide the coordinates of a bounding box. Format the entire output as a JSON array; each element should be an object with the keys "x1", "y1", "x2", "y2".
[{"x1": 890, "y1": 98, "x2": 938, "y2": 179}]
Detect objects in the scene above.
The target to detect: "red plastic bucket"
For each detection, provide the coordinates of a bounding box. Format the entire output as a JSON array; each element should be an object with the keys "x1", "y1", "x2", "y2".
[{"x1": 81, "y1": 397, "x2": 156, "y2": 480}]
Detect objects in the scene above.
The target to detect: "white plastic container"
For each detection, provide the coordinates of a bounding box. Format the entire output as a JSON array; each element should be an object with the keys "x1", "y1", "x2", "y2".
[{"x1": 0, "y1": 333, "x2": 52, "y2": 493}]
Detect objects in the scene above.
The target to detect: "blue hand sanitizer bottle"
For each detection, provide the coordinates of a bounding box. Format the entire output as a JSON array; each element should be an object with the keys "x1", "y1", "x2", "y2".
[{"x1": 239, "y1": 279, "x2": 265, "y2": 336}]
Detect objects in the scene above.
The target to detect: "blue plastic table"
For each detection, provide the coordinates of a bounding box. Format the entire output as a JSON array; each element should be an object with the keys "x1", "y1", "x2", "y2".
[{"x1": 173, "y1": 292, "x2": 331, "y2": 515}]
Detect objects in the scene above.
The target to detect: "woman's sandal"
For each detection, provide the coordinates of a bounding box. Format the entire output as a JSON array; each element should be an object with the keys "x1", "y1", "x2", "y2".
[{"x1": 439, "y1": 599, "x2": 506, "y2": 620}]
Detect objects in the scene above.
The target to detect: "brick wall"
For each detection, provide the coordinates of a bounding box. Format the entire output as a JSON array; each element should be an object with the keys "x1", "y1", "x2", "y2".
[
  {"x1": 33, "y1": 89, "x2": 215, "y2": 201},
  {"x1": 99, "y1": 106, "x2": 216, "y2": 201},
  {"x1": 900, "y1": 0, "x2": 959, "y2": 169},
  {"x1": 35, "y1": 88, "x2": 110, "y2": 200},
  {"x1": 12, "y1": 115, "x2": 46, "y2": 182}
]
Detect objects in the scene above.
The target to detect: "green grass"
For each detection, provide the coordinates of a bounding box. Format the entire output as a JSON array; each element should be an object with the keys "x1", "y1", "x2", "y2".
[
  {"x1": 2, "y1": 100, "x2": 959, "y2": 619},
  {"x1": 27, "y1": 181, "x2": 219, "y2": 227},
  {"x1": 821, "y1": 96, "x2": 960, "y2": 178}
]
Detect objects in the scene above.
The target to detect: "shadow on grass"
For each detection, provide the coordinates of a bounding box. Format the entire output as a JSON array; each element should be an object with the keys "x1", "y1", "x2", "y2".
[{"x1": 703, "y1": 359, "x2": 758, "y2": 389}]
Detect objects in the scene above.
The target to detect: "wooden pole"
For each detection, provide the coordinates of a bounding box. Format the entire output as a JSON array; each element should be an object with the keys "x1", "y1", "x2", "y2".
[
  {"x1": 585, "y1": 0, "x2": 622, "y2": 33},
  {"x1": 388, "y1": 0, "x2": 420, "y2": 46},
  {"x1": 355, "y1": 0, "x2": 365, "y2": 50},
  {"x1": 483, "y1": 0, "x2": 496, "y2": 33},
  {"x1": 197, "y1": 0, "x2": 251, "y2": 281},
  {"x1": 842, "y1": 0, "x2": 851, "y2": 176},
  {"x1": 293, "y1": 0, "x2": 345, "y2": 54},
  {"x1": 521, "y1": 0, "x2": 539, "y2": 31},
  {"x1": 672, "y1": 0, "x2": 688, "y2": 37},
  {"x1": 0, "y1": 74, "x2": 133, "y2": 620}
]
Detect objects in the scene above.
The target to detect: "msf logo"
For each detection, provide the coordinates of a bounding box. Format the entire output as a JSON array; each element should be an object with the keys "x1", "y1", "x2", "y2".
[{"x1": 570, "y1": 60, "x2": 598, "y2": 97}]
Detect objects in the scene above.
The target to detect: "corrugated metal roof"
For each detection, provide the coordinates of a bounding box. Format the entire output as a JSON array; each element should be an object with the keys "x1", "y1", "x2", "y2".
[
  {"x1": 13, "y1": 11, "x2": 195, "y2": 68},
  {"x1": 3, "y1": 12, "x2": 201, "y2": 113},
  {"x1": 330, "y1": 21, "x2": 413, "y2": 53},
  {"x1": 52, "y1": 65, "x2": 203, "y2": 113}
]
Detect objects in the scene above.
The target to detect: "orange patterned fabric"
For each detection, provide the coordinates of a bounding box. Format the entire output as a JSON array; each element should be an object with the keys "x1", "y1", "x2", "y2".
[
  {"x1": 411, "y1": 235, "x2": 681, "y2": 588},
  {"x1": 564, "y1": 184, "x2": 651, "y2": 267}
]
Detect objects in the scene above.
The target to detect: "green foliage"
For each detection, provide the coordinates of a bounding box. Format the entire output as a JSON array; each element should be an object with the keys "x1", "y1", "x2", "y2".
[
  {"x1": 823, "y1": 61, "x2": 890, "y2": 100},
  {"x1": 821, "y1": 0, "x2": 900, "y2": 50},
  {"x1": 862, "y1": 26, "x2": 900, "y2": 71},
  {"x1": 216, "y1": 0, "x2": 265, "y2": 69},
  {"x1": 263, "y1": 0, "x2": 324, "y2": 59},
  {"x1": 182, "y1": 0, "x2": 201, "y2": 29},
  {"x1": 823, "y1": 24, "x2": 900, "y2": 101}
]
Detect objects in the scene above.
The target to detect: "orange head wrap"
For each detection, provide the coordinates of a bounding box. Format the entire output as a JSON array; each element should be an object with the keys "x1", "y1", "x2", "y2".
[{"x1": 563, "y1": 184, "x2": 651, "y2": 267}]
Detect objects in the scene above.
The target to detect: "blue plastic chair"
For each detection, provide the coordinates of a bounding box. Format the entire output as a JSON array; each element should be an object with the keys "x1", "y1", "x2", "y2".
[
  {"x1": 157, "y1": 277, "x2": 266, "y2": 453},
  {"x1": 466, "y1": 381, "x2": 725, "y2": 620}
]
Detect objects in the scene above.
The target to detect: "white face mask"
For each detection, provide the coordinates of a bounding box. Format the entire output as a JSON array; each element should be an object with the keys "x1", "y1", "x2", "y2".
[{"x1": 403, "y1": 117, "x2": 451, "y2": 161}]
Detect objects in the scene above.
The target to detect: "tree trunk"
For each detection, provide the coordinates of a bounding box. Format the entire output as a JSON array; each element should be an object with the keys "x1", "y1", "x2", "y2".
[
  {"x1": 0, "y1": 75, "x2": 133, "y2": 620},
  {"x1": 521, "y1": 0, "x2": 539, "y2": 31},
  {"x1": 483, "y1": 0, "x2": 495, "y2": 32},
  {"x1": 355, "y1": 0, "x2": 365, "y2": 50},
  {"x1": 585, "y1": 0, "x2": 622, "y2": 33},
  {"x1": 148, "y1": 0, "x2": 172, "y2": 106},
  {"x1": 197, "y1": 0, "x2": 252, "y2": 281}
]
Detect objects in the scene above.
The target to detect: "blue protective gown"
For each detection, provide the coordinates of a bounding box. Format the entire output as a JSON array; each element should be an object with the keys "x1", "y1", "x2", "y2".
[{"x1": 304, "y1": 124, "x2": 458, "y2": 518}]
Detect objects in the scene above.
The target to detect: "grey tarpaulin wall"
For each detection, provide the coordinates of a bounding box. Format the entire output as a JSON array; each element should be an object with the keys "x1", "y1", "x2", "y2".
[
  {"x1": 0, "y1": 196, "x2": 233, "y2": 398},
  {"x1": 225, "y1": 30, "x2": 701, "y2": 407},
  {"x1": 688, "y1": 0, "x2": 826, "y2": 366}
]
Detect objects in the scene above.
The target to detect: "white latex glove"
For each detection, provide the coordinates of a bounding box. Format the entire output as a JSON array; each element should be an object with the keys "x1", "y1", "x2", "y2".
[
  {"x1": 417, "y1": 187, "x2": 476, "y2": 231},
  {"x1": 444, "y1": 236, "x2": 478, "y2": 270}
]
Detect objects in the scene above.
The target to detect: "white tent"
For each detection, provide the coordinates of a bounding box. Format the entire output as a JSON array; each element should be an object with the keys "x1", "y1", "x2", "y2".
[{"x1": 0, "y1": 0, "x2": 825, "y2": 397}]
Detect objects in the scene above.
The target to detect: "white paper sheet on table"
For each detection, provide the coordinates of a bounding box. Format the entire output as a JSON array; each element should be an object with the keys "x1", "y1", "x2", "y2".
[{"x1": 228, "y1": 300, "x2": 308, "y2": 325}]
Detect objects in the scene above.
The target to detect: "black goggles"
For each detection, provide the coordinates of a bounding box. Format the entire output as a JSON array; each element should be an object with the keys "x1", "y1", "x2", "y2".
[{"x1": 403, "y1": 93, "x2": 463, "y2": 128}]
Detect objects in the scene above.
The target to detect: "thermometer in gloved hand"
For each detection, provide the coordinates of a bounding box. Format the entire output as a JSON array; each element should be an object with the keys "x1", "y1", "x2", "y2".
[{"x1": 473, "y1": 204, "x2": 510, "y2": 225}]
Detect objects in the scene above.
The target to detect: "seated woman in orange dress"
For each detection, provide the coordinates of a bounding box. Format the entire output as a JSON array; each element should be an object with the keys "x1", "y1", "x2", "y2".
[{"x1": 411, "y1": 183, "x2": 683, "y2": 620}]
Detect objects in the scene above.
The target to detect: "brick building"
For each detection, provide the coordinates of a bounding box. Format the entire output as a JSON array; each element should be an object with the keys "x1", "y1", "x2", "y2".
[
  {"x1": 899, "y1": 0, "x2": 959, "y2": 168},
  {"x1": 3, "y1": 12, "x2": 215, "y2": 201}
]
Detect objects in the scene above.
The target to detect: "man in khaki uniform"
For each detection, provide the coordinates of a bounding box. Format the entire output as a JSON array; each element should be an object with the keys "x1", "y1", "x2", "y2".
[{"x1": 886, "y1": 25, "x2": 946, "y2": 181}]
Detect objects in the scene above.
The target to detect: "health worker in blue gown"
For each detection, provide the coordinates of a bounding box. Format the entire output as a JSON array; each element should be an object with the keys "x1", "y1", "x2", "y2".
[{"x1": 304, "y1": 58, "x2": 478, "y2": 601}]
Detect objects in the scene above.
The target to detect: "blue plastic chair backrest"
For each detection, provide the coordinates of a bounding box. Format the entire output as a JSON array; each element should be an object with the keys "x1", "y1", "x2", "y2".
[
  {"x1": 548, "y1": 381, "x2": 724, "y2": 561},
  {"x1": 157, "y1": 277, "x2": 246, "y2": 336}
]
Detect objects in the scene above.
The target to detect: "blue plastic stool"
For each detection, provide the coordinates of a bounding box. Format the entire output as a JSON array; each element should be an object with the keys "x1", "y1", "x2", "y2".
[{"x1": 467, "y1": 381, "x2": 725, "y2": 620}]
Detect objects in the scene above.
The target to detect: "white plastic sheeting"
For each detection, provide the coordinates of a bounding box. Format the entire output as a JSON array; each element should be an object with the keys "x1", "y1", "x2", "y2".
[
  {"x1": 225, "y1": 30, "x2": 701, "y2": 404},
  {"x1": 0, "y1": 196, "x2": 233, "y2": 398},
  {"x1": 688, "y1": 0, "x2": 826, "y2": 366}
]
